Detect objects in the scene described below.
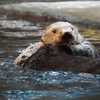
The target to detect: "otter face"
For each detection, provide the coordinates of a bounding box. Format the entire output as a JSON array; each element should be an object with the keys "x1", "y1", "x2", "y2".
[{"x1": 41, "y1": 22, "x2": 84, "y2": 45}]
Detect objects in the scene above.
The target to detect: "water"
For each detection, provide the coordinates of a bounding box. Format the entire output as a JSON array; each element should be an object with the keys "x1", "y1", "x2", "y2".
[
  {"x1": 0, "y1": 18, "x2": 100, "y2": 100},
  {"x1": 0, "y1": 1, "x2": 100, "y2": 100},
  {"x1": 0, "y1": 63, "x2": 100, "y2": 100}
]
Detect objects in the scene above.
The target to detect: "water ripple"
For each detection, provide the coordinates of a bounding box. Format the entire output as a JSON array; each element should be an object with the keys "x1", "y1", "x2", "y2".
[{"x1": 0, "y1": 19, "x2": 100, "y2": 100}]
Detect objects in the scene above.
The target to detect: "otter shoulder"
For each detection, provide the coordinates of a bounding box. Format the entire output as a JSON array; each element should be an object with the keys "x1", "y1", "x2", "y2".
[{"x1": 13, "y1": 42, "x2": 44, "y2": 66}]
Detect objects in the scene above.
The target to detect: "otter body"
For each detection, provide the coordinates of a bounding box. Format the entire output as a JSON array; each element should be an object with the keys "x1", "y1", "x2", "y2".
[
  {"x1": 22, "y1": 44, "x2": 100, "y2": 74},
  {"x1": 13, "y1": 22, "x2": 100, "y2": 74}
]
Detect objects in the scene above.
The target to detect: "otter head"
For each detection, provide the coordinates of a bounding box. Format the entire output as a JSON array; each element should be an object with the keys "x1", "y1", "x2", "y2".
[{"x1": 41, "y1": 22, "x2": 84, "y2": 45}]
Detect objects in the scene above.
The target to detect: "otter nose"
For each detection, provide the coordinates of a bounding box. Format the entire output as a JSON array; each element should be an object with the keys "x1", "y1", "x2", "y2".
[{"x1": 62, "y1": 32, "x2": 72, "y2": 41}]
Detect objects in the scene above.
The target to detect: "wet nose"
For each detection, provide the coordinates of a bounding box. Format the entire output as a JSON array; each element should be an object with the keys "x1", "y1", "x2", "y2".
[{"x1": 62, "y1": 32, "x2": 73, "y2": 41}]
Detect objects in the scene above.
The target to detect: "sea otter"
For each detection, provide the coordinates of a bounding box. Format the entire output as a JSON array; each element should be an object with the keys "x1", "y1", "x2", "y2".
[
  {"x1": 41, "y1": 22, "x2": 100, "y2": 58},
  {"x1": 13, "y1": 22, "x2": 100, "y2": 74}
]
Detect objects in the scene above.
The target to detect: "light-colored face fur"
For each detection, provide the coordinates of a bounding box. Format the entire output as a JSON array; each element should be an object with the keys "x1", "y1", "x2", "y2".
[{"x1": 42, "y1": 22, "x2": 84, "y2": 45}]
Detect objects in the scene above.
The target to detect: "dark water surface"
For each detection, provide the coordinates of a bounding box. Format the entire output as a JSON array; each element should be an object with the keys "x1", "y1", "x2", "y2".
[{"x1": 0, "y1": 1, "x2": 100, "y2": 100}]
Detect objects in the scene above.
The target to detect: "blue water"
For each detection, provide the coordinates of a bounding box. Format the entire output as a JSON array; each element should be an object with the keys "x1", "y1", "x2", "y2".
[
  {"x1": 0, "y1": 56, "x2": 100, "y2": 100},
  {"x1": 0, "y1": 20, "x2": 100, "y2": 100},
  {"x1": 0, "y1": 70, "x2": 100, "y2": 100}
]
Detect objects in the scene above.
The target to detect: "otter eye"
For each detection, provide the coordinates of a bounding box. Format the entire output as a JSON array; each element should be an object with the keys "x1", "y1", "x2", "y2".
[
  {"x1": 52, "y1": 29, "x2": 56, "y2": 34},
  {"x1": 71, "y1": 27, "x2": 74, "y2": 30}
]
